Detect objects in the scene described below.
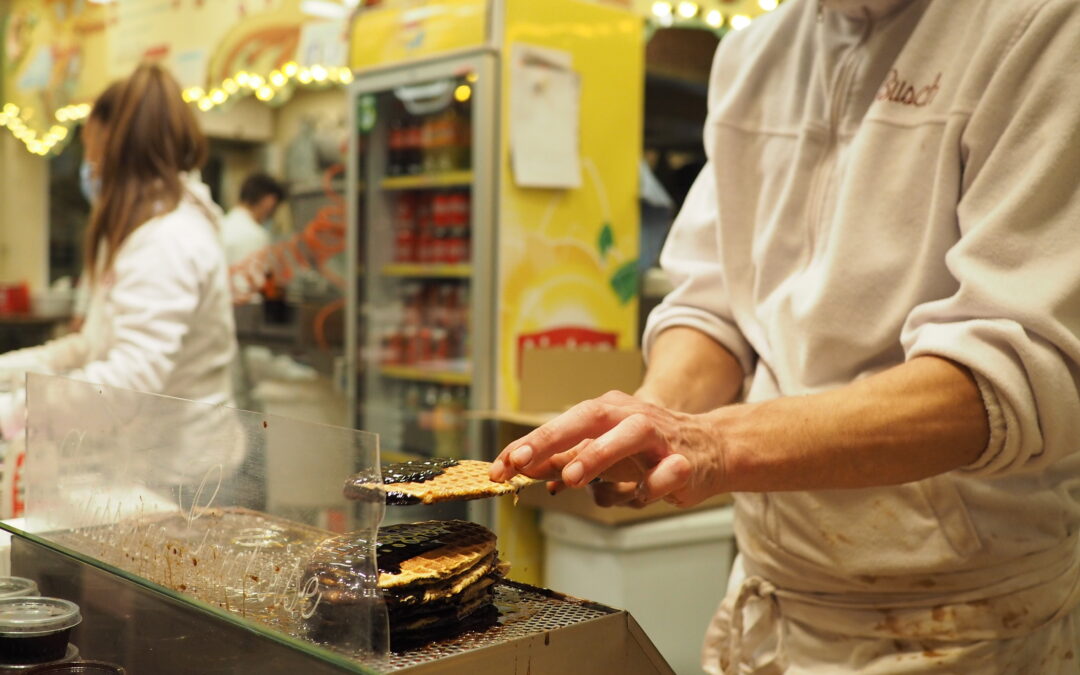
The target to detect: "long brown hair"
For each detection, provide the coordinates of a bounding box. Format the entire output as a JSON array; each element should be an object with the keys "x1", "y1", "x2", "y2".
[{"x1": 84, "y1": 63, "x2": 208, "y2": 277}]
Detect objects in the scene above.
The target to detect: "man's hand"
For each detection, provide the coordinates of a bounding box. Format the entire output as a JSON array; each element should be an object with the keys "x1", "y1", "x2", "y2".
[{"x1": 489, "y1": 390, "x2": 727, "y2": 507}]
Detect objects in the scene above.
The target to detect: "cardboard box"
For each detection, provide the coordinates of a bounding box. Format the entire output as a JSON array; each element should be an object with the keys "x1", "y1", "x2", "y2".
[{"x1": 518, "y1": 347, "x2": 643, "y2": 413}]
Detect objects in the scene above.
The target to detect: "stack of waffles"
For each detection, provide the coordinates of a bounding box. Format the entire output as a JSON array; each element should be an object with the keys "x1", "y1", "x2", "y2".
[{"x1": 304, "y1": 520, "x2": 507, "y2": 651}]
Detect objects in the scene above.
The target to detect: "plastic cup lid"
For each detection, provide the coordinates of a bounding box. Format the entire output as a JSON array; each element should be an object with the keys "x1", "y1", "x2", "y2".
[
  {"x1": 0, "y1": 598, "x2": 81, "y2": 636},
  {"x1": 0, "y1": 578, "x2": 40, "y2": 600}
]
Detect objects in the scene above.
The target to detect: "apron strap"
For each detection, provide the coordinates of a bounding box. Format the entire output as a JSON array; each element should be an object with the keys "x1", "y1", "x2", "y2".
[{"x1": 727, "y1": 576, "x2": 786, "y2": 674}]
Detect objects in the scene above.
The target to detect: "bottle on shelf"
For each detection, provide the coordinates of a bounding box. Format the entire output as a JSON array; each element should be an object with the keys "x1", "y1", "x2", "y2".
[
  {"x1": 420, "y1": 111, "x2": 437, "y2": 175},
  {"x1": 416, "y1": 194, "x2": 436, "y2": 264},
  {"x1": 401, "y1": 382, "x2": 422, "y2": 452},
  {"x1": 387, "y1": 111, "x2": 405, "y2": 177},
  {"x1": 452, "y1": 97, "x2": 472, "y2": 171},
  {"x1": 405, "y1": 113, "x2": 423, "y2": 176},
  {"x1": 393, "y1": 192, "x2": 417, "y2": 263},
  {"x1": 433, "y1": 385, "x2": 466, "y2": 458}
]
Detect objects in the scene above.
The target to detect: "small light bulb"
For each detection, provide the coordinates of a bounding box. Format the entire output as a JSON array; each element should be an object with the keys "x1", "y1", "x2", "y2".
[
  {"x1": 282, "y1": 61, "x2": 299, "y2": 77},
  {"x1": 758, "y1": 0, "x2": 778, "y2": 10},
  {"x1": 198, "y1": 97, "x2": 213, "y2": 112},
  {"x1": 676, "y1": 1, "x2": 698, "y2": 19},
  {"x1": 297, "y1": 69, "x2": 313, "y2": 84},
  {"x1": 222, "y1": 78, "x2": 239, "y2": 94},
  {"x1": 256, "y1": 86, "x2": 275, "y2": 101},
  {"x1": 454, "y1": 84, "x2": 472, "y2": 103},
  {"x1": 311, "y1": 65, "x2": 328, "y2": 82},
  {"x1": 730, "y1": 14, "x2": 752, "y2": 30},
  {"x1": 338, "y1": 69, "x2": 354, "y2": 84},
  {"x1": 270, "y1": 71, "x2": 287, "y2": 87},
  {"x1": 705, "y1": 9, "x2": 723, "y2": 27},
  {"x1": 651, "y1": 1, "x2": 673, "y2": 17}
]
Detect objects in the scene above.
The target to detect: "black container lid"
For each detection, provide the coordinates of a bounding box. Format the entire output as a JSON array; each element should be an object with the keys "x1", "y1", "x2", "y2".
[
  {"x1": 0, "y1": 599, "x2": 80, "y2": 638},
  {"x1": 0, "y1": 580, "x2": 38, "y2": 601}
]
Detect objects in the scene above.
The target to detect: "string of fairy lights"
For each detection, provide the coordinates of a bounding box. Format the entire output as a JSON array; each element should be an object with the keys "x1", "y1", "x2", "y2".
[
  {"x1": 0, "y1": 60, "x2": 353, "y2": 157},
  {"x1": 649, "y1": 0, "x2": 781, "y2": 31},
  {"x1": 1, "y1": 0, "x2": 781, "y2": 157}
]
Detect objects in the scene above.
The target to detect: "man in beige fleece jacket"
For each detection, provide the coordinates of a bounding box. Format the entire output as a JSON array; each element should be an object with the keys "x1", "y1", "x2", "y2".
[{"x1": 493, "y1": 0, "x2": 1080, "y2": 671}]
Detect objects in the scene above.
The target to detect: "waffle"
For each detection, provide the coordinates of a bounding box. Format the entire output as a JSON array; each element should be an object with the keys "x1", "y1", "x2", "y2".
[
  {"x1": 389, "y1": 555, "x2": 510, "y2": 607},
  {"x1": 378, "y1": 519, "x2": 497, "y2": 588},
  {"x1": 345, "y1": 459, "x2": 535, "y2": 505}
]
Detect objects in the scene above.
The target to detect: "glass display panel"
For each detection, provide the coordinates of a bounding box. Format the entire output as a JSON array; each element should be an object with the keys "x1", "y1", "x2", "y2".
[{"x1": 12, "y1": 373, "x2": 388, "y2": 668}]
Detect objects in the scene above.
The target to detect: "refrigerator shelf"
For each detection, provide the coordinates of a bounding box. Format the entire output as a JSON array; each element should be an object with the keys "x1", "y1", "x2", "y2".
[
  {"x1": 379, "y1": 363, "x2": 472, "y2": 386},
  {"x1": 380, "y1": 263, "x2": 472, "y2": 279},
  {"x1": 380, "y1": 171, "x2": 474, "y2": 191}
]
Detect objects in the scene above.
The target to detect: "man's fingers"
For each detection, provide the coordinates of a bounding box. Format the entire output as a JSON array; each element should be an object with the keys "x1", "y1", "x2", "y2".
[
  {"x1": 561, "y1": 413, "x2": 660, "y2": 488},
  {"x1": 636, "y1": 454, "x2": 693, "y2": 505},
  {"x1": 493, "y1": 400, "x2": 625, "y2": 480},
  {"x1": 546, "y1": 480, "x2": 567, "y2": 495},
  {"x1": 589, "y1": 480, "x2": 639, "y2": 507}
]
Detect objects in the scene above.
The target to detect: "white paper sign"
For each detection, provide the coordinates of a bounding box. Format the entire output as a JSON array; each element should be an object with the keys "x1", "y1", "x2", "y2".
[{"x1": 509, "y1": 44, "x2": 582, "y2": 190}]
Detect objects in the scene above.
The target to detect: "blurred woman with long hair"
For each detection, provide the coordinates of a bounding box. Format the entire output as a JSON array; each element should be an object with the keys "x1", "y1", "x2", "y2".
[{"x1": 0, "y1": 64, "x2": 237, "y2": 460}]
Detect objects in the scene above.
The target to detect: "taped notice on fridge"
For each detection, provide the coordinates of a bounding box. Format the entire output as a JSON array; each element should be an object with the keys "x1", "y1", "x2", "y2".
[{"x1": 510, "y1": 44, "x2": 582, "y2": 190}]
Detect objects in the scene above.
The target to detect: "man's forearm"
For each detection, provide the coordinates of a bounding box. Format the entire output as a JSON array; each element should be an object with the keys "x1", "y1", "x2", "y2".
[
  {"x1": 638, "y1": 327, "x2": 745, "y2": 414},
  {"x1": 713, "y1": 355, "x2": 990, "y2": 492}
]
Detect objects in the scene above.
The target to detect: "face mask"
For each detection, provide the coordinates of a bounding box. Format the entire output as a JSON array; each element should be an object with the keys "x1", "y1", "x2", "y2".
[{"x1": 79, "y1": 161, "x2": 101, "y2": 204}]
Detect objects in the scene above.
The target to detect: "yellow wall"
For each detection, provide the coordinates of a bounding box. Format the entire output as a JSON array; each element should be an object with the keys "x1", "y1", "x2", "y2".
[
  {"x1": 496, "y1": 0, "x2": 644, "y2": 411},
  {"x1": 0, "y1": 132, "x2": 48, "y2": 291}
]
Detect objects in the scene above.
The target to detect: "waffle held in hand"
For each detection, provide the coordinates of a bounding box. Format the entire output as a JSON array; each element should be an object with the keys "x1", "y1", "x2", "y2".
[{"x1": 345, "y1": 458, "x2": 535, "y2": 505}]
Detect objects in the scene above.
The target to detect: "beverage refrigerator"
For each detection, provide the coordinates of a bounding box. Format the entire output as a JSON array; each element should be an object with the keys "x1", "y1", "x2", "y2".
[{"x1": 345, "y1": 0, "x2": 644, "y2": 531}]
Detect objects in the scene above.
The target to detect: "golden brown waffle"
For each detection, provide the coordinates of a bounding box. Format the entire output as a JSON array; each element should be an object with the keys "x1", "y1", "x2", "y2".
[
  {"x1": 389, "y1": 554, "x2": 507, "y2": 607},
  {"x1": 375, "y1": 459, "x2": 536, "y2": 505},
  {"x1": 378, "y1": 519, "x2": 497, "y2": 589}
]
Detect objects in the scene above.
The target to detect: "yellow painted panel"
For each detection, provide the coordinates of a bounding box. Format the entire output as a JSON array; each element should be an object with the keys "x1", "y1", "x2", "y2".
[
  {"x1": 349, "y1": 0, "x2": 490, "y2": 71},
  {"x1": 496, "y1": 0, "x2": 644, "y2": 411},
  {"x1": 496, "y1": 496, "x2": 544, "y2": 586}
]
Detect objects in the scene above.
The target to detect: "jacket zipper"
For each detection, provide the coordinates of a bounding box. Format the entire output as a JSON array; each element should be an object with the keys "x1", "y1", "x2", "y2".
[{"x1": 802, "y1": 19, "x2": 872, "y2": 267}]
